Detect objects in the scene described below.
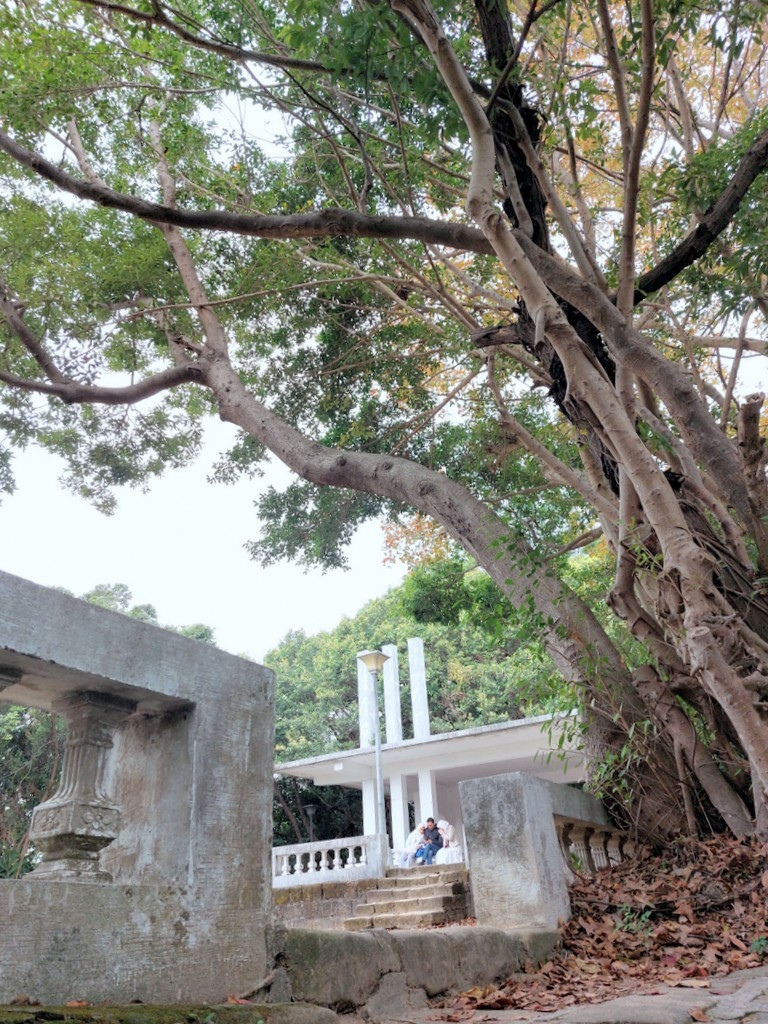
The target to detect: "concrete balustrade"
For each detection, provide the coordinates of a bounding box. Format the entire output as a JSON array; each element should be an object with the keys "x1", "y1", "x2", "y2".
[
  {"x1": 557, "y1": 818, "x2": 636, "y2": 875},
  {"x1": 459, "y1": 772, "x2": 636, "y2": 931},
  {"x1": 273, "y1": 833, "x2": 389, "y2": 887}
]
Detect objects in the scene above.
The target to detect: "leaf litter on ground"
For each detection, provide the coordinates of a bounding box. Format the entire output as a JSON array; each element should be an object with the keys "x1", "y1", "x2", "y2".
[{"x1": 433, "y1": 835, "x2": 768, "y2": 1014}]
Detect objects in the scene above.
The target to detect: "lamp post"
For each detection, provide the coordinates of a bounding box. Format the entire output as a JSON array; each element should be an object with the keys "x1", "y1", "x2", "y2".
[
  {"x1": 305, "y1": 803, "x2": 318, "y2": 843},
  {"x1": 357, "y1": 649, "x2": 389, "y2": 837}
]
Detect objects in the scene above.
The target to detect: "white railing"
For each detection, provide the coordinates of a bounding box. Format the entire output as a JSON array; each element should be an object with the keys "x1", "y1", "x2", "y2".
[
  {"x1": 272, "y1": 833, "x2": 389, "y2": 888},
  {"x1": 555, "y1": 816, "x2": 637, "y2": 875}
]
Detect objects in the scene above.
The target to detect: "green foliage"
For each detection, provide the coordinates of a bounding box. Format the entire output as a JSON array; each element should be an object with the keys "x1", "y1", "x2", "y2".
[
  {"x1": 0, "y1": 705, "x2": 62, "y2": 875},
  {"x1": 617, "y1": 904, "x2": 654, "y2": 937},
  {"x1": 81, "y1": 582, "x2": 216, "y2": 641},
  {"x1": 267, "y1": 572, "x2": 569, "y2": 764},
  {"x1": 1, "y1": 0, "x2": 767, "y2": 842},
  {"x1": 272, "y1": 776, "x2": 362, "y2": 846}
]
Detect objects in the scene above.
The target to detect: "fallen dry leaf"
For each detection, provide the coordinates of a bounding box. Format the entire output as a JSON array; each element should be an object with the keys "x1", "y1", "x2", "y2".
[
  {"x1": 689, "y1": 1009, "x2": 712, "y2": 1022},
  {"x1": 432, "y1": 836, "x2": 767, "y2": 1016}
]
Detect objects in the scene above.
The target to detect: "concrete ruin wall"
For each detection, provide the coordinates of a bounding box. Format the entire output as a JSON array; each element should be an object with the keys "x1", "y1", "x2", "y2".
[
  {"x1": 0, "y1": 569, "x2": 275, "y2": 1004},
  {"x1": 459, "y1": 771, "x2": 611, "y2": 931}
]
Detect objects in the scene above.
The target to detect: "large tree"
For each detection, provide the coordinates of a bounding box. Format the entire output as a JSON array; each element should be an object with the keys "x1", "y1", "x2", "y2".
[{"x1": 1, "y1": 0, "x2": 767, "y2": 840}]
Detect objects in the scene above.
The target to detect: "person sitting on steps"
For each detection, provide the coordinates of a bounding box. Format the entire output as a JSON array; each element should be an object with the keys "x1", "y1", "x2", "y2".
[
  {"x1": 414, "y1": 817, "x2": 443, "y2": 865},
  {"x1": 437, "y1": 819, "x2": 456, "y2": 847},
  {"x1": 398, "y1": 823, "x2": 425, "y2": 868}
]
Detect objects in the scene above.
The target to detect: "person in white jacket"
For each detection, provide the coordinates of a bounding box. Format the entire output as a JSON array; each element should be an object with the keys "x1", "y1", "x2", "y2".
[
  {"x1": 435, "y1": 819, "x2": 463, "y2": 864},
  {"x1": 398, "y1": 823, "x2": 425, "y2": 867},
  {"x1": 437, "y1": 820, "x2": 456, "y2": 846}
]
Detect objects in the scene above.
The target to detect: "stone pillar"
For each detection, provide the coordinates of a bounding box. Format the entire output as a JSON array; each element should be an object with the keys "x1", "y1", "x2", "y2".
[
  {"x1": 29, "y1": 690, "x2": 136, "y2": 881},
  {"x1": 459, "y1": 772, "x2": 570, "y2": 931}
]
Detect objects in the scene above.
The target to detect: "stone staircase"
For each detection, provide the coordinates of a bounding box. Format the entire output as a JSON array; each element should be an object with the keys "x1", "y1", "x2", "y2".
[{"x1": 343, "y1": 864, "x2": 472, "y2": 931}]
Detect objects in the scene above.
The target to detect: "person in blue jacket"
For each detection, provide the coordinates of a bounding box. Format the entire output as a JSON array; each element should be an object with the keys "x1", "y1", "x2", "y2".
[{"x1": 414, "y1": 817, "x2": 443, "y2": 865}]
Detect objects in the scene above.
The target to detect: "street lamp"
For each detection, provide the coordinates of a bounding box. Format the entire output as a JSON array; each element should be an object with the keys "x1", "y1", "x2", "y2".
[{"x1": 357, "y1": 649, "x2": 390, "y2": 837}]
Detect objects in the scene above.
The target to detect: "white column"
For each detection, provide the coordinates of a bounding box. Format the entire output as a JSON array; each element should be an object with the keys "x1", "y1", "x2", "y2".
[
  {"x1": 361, "y1": 779, "x2": 377, "y2": 836},
  {"x1": 417, "y1": 768, "x2": 438, "y2": 823},
  {"x1": 408, "y1": 637, "x2": 430, "y2": 739},
  {"x1": 414, "y1": 789, "x2": 423, "y2": 826},
  {"x1": 382, "y1": 643, "x2": 403, "y2": 743},
  {"x1": 357, "y1": 654, "x2": 376, "y2": 748},
  {"x1": 388, "y1": 771, "x2": 409, "y2": 852}
]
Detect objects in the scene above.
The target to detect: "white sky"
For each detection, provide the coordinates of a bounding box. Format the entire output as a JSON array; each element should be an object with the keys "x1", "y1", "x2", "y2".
[{"x1": 0, "y1": 419, "x2": 406, "y2": 662}]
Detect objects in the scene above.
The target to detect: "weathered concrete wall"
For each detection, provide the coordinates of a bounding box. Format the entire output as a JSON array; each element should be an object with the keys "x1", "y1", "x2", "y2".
[
  {"x1": 459, "y1": 771, "x2": 609, "y2": 931},
  {"x1": 0, "y1": 882, "x2": 267, "y2": 1003},
  {"x1": 273, "y1": 877, "x2": 383, "y2": 930},
  {"x1": 0, "y1": 569, "x2": 275, "y2": 1004}
]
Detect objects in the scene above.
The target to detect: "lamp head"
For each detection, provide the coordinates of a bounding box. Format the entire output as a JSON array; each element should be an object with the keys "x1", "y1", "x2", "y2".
[{"x1": 357, "y1": 649, "x2": 389, "y2": 673}]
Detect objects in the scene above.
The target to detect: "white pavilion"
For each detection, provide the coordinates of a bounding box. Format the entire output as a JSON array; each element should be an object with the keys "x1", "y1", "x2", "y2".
[{"x1": 274, "y1": 638, "x2": 585, "y2": 854}]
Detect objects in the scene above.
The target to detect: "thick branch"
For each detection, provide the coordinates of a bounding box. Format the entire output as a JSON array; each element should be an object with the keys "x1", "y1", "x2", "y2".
[
  {"x1": 76, "y1": 0, "x2": 330, "y2": 73},
  {"x1": 0, "y1": 131, "x2": 492, "y2": 253},
  {"x1": 511, "y1": 233, "x2": 756, "y2": 530},
  {"x1": 0, "y1": 364, "x2": 202, "y2": 404},
  {"x1": 636, "y1": 127, "x2": 768, "y2": 300},
  {"x1": 205, "y1": 353, "x2": 634, "y2": 694},
  {"x1": 0, "y1": 279, "x2": 71, "y2": 385}
]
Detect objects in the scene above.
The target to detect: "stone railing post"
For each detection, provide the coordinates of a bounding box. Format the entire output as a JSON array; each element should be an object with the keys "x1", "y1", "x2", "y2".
[{"x1": 29, "y1": 690, "x2": 136, "y2": 881}]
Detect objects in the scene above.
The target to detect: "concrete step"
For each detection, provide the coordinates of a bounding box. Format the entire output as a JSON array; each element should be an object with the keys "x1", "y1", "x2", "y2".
[
  {"x1": 353, "y1": 893, "x2": 467, "y2": 916},
  {"x1": 386, "y1": 866, "x2": 466, "y2": 883},
  {"x1": 342, "y1": 864, "x2": 472, "y2": 931},
  {"x1": 372, "y1": 879, "x2": 467, "y2": 902},
  {"x1": 343, "y1": 908, "x2": 455, "y2": 931},
  {"x1": 343, "y1": 915, "x2": 375, "y2": 931}
]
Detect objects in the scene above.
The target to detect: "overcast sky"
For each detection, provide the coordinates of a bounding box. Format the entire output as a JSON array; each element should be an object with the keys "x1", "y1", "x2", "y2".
[{"x1": 0, "y1": 419, "x2": 405, "y2": 663}]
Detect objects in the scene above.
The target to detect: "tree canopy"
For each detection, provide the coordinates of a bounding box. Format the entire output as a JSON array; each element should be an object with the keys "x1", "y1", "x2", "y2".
[
  {"x1": 267, "y1": 580, "x2": 564, "y2": 763},
  {"x1": 1, "y1": 0, "x2": 767, "y2": 840}
]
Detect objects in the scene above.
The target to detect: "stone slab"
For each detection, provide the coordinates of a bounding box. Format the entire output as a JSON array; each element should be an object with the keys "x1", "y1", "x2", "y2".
[
  {"x1": 0, "y1": 1005, "x2": 341, "y2": 1024},
  {"x1": 276, "y1": 925, "x2": 559, "y2": 1009},
  {"x1": 553, "y1": 988, "x2": 714, "y2": 1023}
]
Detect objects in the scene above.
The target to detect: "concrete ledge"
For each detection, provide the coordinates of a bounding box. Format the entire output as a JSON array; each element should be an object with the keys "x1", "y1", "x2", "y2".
[
  {"x1": 274, "y1": 925, "x2": 559, "y2": 1013},
  {"x1": 0, "y1": 1005, "x2": 342, "y2": 1024}
]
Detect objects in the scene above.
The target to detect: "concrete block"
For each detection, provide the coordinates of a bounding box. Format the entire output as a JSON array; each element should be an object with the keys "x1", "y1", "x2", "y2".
[
  {"x1": 276, "y1": 927, "x2": 401, "y2": 1007},
  {"x1": 276, "y1": 925, "x2": 558, "y2": 1008},
  {"x1": 459, "y1": 772, "x2": 574, "y2": 930}
]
